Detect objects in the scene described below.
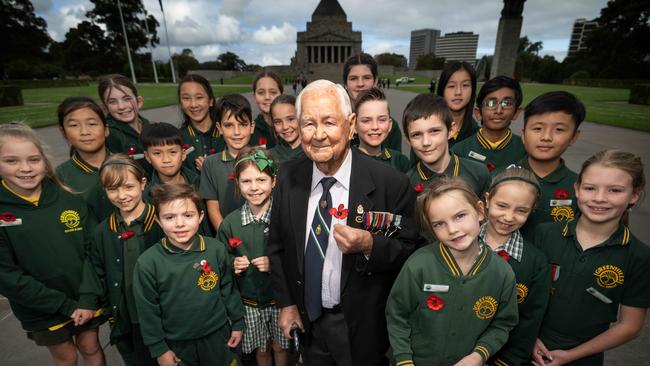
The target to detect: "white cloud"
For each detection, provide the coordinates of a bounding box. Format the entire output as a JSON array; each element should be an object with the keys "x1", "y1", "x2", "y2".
[
  {"x1": 32, "y1": 0, "x2": 53, "y2": 13},
  {"x1": 252, "y1": 22, "x2": 297, "y2": 45},
  {"x1": 220, "y1": 0, "x2": 253, "y2": 16},
  {"x1": 46, "y1": 2, "x2": 91, "y2": 41}
]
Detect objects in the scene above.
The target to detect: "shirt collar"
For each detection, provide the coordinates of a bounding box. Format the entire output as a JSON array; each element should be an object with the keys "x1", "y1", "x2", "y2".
[
  {"x1": 416, "y1": 153, "x2": 460, "y2": 181},
  {"x1": 562, "y1": 216, "x2": 632, "y2": 247},
  {"x1": 241, "y1": 200, "x2": 273, "y2": 226},
  {"x1": 476, "y1": 128, "x2": 512, "y2": 150},
  {"x1": 161, "y1": 235, "x2": 206, "y2": 253},
  {"x1": 520, "y1": 158, "x2": 571, "y2": 183},
  {"x1": 310, "y1": 148, "x2": 352, "y2": 192},
  {"x1": 479, "y1": 222, "x2": 524, "y2": 262}
]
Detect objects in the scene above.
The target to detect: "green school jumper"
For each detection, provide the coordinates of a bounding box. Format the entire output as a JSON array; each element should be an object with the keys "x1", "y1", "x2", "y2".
[
  {"x1": 406, "y1": 153, "x2": 490, "y2": 197},
  {"x1": 519, "y1": 158, "x2": 578, "y2": 239},
  {"x1": 199, "y1": 150, "x2": 244, "y2": 219},
  {"x1": 105, "y1": 115, "x2": 153, "y2": 175},
  {"x1": 354, "y1": 146, "x2": 410, "y2": 174},
  {"x1": 134, "y1": 235, "x2": 244, "y2": 364},
  {"x1": 452, "y1": 129, "x2": 527, "y2": 174},
  {"x1": 251, "y1": 114, "x2": 277, "y2": 149},
  {"x1": 0, "y1": 178, "x2": 96, "y2": 332},
  {"x1": 217, "y1": 202, "x2": 275, "y2": 308},
  {"x1": 180, "y1": 122, "x2": 225, "y2": 173},
  {"x1": 478, "y1": 225, "x2": 551, "y2": 366},
  {"x1": 269, "y1": 139, "x2": 305, "y2": 163},
  {"x1": 386, "y1": 242, "x2": 518, "y2": 366},
  {"x1": 56, "y1": 150, "x2": 113, "y2": 221},
  {"x1": 533, "y1": 219, "x2": 650, "y2": 366}
]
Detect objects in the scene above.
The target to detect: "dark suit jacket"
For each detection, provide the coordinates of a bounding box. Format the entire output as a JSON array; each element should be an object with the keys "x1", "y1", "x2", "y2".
[{"x1": 269, "y1": 149, "x2": 418, "y2": 365}]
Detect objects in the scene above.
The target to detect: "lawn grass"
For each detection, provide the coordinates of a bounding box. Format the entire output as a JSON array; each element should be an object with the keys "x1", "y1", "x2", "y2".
[
  {"x1": 398, "y1": 83, "x2": 650, "y2": 132},
  {"x1": 0, "y1": 84, "x2": 250, "y2": 129},
  {"x1": 221, "y1": 73, "x2": 297, "y2": 85}
]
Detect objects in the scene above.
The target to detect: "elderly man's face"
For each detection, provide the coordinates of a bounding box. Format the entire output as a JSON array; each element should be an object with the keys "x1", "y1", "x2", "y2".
[{"x1": 299, "y1": 88, "x2": 355, "y2": 173}]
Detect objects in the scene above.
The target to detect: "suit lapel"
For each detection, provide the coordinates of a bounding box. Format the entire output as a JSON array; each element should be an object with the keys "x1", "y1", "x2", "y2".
[{"x1": 290, "y1": 158, "x2": 313, "y2": 276}]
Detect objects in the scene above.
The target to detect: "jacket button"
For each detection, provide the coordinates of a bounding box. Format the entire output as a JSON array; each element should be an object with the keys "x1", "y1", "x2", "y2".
[
  {"x1": 116, "y1": 259, "x2": 120, "y2": 262},
  {"x1": 367, "y1": 272, "x2": 372, "y2": 276},
  {"x1": 297, "y1": 281, "x2": 302, "y2": 286},
  {"x1": 114, "y1": 282, "x2": 119, "y2": 287}
]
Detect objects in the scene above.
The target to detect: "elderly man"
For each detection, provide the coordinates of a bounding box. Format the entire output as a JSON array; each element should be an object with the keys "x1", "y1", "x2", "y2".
[{"x1": 268, "y1": 80, "x2": 418, "y2": 366}]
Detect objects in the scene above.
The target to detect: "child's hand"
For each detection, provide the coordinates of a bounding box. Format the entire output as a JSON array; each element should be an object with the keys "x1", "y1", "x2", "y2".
[
  {"x1": 452, "y1": 351, "x2": 483, "y2": 366},
  {"x1": 156, "y1": 350, "x2": 181, "y2": 366},
  {"x1": 195, "y1": 155, "x2": 205, "y2": 171},
  {"x1": 532, "y1": 338, "x2": 553, "y2": 365},
  {"x1": 251, "y1": 256, "x2": 270, "y2": 272},
  {"x1": 71, "y1": 309, "x2": 96, "y2": 326},
  {"x1": 228, "y1": 330, "x2": 243, "y2": 348},
  {"x1": 233, "y1": 256, "x2": 250, "y2": 274}
]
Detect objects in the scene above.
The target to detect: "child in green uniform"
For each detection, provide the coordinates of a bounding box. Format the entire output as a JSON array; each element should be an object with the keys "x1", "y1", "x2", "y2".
[
  {"x1": 200, "y1": 94, "x2": 253, "y2": 230},
  {"x1": 56, "y1": 96, "x2": 113, "y2": 221},
  {"x1": 178, "y1": 74, "x2": 224, "y2": 172},
  {"x1": 79, "y1": 154, "x2": 164, "y2": 366},
  {"x1": 386, "y1": 176, "x2": 518, "y2": 366},
  {"x1": 403, "y1": 93, "x2": 490, "y2": 197},
  {"x1": 480, "y1": 167, "x2": 551, "y2": 365},
  {"x1": 0, "y1": 123, "x2": 105, "y2": 366},
  {"x1": 268, "y1": 95, "x2": 305, "y2": 163},
  {"x1": 439, "y1": 61, "x2": 479, "y2": 147},
  {"x1": 218, "y1": 147, "x2": 290, "y2": 366},
  {"x1": 453, "y1": 76, "x2": 527, "y2": 173},
  {"x1": 519, "y1": 91, "x2": 584, "y2": 238},
  {"x1": 533, "y1": 150, "x2": 650, "y2": 366},
  {"x1": 98, "y1": 74, "x2": 153, "y2": 175},
  {"x1": 134, "y1": 183, "x2": 244, "y2": 366},
  {"x1": 252, "y1": 71, "x2": 282, "y2": 149},
  {"x1": 353, "y1": 87, "x2": 410, "y2": 173}
]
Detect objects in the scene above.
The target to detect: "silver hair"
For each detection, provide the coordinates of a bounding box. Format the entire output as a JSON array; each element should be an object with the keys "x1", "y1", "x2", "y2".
[{"x1": 295, "y1": 79, "x2": 352, "y2": 121}]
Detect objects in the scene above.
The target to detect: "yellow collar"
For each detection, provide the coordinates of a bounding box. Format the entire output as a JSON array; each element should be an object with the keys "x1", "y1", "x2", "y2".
[{"x1": 2, "y1": 180, "x2": 39, "y2": 206}]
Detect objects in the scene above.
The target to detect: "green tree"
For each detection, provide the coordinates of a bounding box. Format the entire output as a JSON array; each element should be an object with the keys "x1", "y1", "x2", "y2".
[
  {"x1": 216, "y1": 52, "x2": 247, "y2": 71},
  {"x1": 51, "y1": 21, "x2": 117, "y2": 76},
  {"x1": 173, "y1": 48, "x2": 200, "y2": 77},
  {"x1": 416, "y1": 53, "x2": 445, "y2": 70},
  {"x1": 375, "y1": 53, "x2": 407, "y2": 68}
]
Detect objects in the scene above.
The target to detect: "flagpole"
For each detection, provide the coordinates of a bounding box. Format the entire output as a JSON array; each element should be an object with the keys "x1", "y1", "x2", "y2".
[
  {"x1": 159, "y1": 0, "x2": 177, "y2": 83},
  {"x1": 143, "y1": 9, "x2": 159, "y2": 84},
  {"x1": 117, "y1": 0, "x2": 137, "y2": 84}
]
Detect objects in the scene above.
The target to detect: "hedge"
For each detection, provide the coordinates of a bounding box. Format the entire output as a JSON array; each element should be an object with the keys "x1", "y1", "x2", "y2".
[
  {"x1": 563, "y1": 78, "x2": 650, "y2": 89},
  {"x1": 629, "y1": 84, "x2": 650, "y2": 106},
  {"x1": 0, "y1": 86, "x2": 24, "y2": 107},
  {"x1": 0, "y1": 79, "x2": 91, "y2": 89}
]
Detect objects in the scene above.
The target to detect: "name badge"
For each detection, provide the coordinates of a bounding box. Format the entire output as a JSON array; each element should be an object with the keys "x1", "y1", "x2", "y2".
[
  {"x1": 423, "y1": 284, "x2": 449, "y2": 293},
  {"x1": 586, "y1": 287, "x2": 612, "y2": 304},
  {"x1": 468, "y1": 151, "x2": 487, "y2": 162},
  {"x1": 184, "y1": 146, "x2": 195, "y2": 154},
  {"x1": 550, "y1": 199, "x2": 572, "y2": 207},
  {"x1": 0, "y1": 218, "x2": 22, "y2": 227},
  {"x1": 130, "y1": 153, "x2": 145, "y2": 160}
]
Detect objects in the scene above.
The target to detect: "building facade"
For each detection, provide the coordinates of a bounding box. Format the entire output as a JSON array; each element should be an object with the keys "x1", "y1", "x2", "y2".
[
  {"x1": 409, "y1": 29, "x2": 440, "y2": 69},
  {"x1": 567, "y1": 18, "x2": 598, "y2": 58},
  {"x1": 435, "y1": 32, "x2": 479, "y2": 65}
]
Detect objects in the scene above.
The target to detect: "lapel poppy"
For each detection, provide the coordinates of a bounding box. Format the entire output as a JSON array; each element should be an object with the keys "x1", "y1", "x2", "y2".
[
  {"x1": 119, "y1": 230, "x2": 135, "y2": 240},
  {"x1": 0, "y1": 212, "x2": 16, "y2": 222},
  {"x1": 554, "y1": 188, "x2": 569, "y2": 200},
  {"x1": 258, "y1": 137, "x2": 267, "y2": 146},
  {"x1": 200, "y1": 259, "x2": 212, "y2": 274},
  {"x1": 182, "y1": 144, "x2": 191, "y2": 150},
  {"x1": 329, "y1": 204, "x2": 349, "y2": 220},
  {"x1": 426, "y1": 294, "x2": 444, "y2": 311},
  {"x1": 414, "y1": 183, "x2": 424, "y2": 193},
  {"x1": 486, "y1": 162, "x2": 496, "y2": 172},
  {"x1": 209, "y1": 148, "x2": 217, "y2": 155},
  {"x1": 228, "y1": 172, "x2": 236, "y2": 181},
  {"x1": 127, "y1": 147, "x2": 138, "y2": 156}
]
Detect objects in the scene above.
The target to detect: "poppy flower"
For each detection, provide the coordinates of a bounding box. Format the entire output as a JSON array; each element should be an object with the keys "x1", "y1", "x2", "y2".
[
  {"x1": 0, "y1": 212, "x2": 16, "y2": 222},
  {"x1": 414, "y1": 183, "x2": 424, "y2": 193},
  {"x1": 497, "y1": 250, "x2": 510, "y2": 262},
  {"x1": 127, "y1": 147, "x2": 138, "y2": 156},
  {"x1": 182, "y1": 144, "x2": 191, "y2": 150},
  {"x1": 228, "y1": 237, "x2": 242, "y2": 249},
  {"x1": 209, "y1": 148, "x2": 216, "y2": 155},
  {"x1": 200, "y1": 259, "x2": 212, "y2": 274},
  {"x1": 119, "y1": 230, "x2": 135, "y2": 240},
  {"x1": 258, "y1": 137, "x2": 267, "y2": 146},
  {"x1": 554, "y1": 188, "x2": 569, "y2": 200},
  {"x1": 228, "y1": 172, "x2": 236, "y2": 181},
  {"x1": 426, "y1": 294, "x2": 444, "y2": 311},
  {"x1": 486, "y1": 162, "x2": 496, "y2": 172},
  {"x1": 329, "y1": 204, "x2": 349, "y2": 220}
]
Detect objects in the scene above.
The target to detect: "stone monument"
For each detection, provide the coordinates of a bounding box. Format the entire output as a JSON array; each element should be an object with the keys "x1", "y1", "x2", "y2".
[{"x1": 490, "y1": 0, "x2": 526, "y2": 78}]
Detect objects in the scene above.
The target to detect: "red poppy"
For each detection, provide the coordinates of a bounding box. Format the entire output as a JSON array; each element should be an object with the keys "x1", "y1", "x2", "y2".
[
  {"x1": 182, "y1": 144, "x2": 191, "y2": 150},
  {"x1": 486, "y1": 162, "x2": 496, "y2": 172},
  {"x1": 554, "y1": 188, "x2": 569, "y2": 200},
  {"x1": 426, "y1": 294, "x2": 444, "y2": 311},
  {"x1": 209, "y1": 148, "x2": 216, "y2": 155},
  {"x1": 119, "y1": 230, "x2": 135, "y2": 240},
  {"x1": 127, "y1": 147, "x2": 138, "y2": 156},
  {"x1": 414, "y1": 183, "x2": 424, "y2": 193},
  {"x1": 0, "y1": 212, "x2": 16, "y2": 222},
  {"x1": 329, "y1": 204, "x2": 349, "y2": 219},
  {"x1": 200, "y1": 260, "x2": 212, "y2": 274},
  {"x1": 258, "y1": 137, "x2": 267, "y2": 146},
  {"x1": 228, "y1": 237, "x2": 242, "y2": 249},
  {"x1": 228, "y1": 172, "x2": 236, "y2": 181},
  {"x1": 497, "y1": 250, "x2": 511, "y2": 262}
]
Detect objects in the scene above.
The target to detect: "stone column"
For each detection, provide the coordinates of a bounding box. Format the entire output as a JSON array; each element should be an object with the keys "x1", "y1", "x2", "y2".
[{"x1": 490, "y1": 0, "x2": 526, "y2": 78}]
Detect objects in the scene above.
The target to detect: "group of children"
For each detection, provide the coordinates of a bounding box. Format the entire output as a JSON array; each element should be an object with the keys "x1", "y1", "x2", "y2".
[{"x1": 0, "y1": 54, "x2": 647, "y2": 366}]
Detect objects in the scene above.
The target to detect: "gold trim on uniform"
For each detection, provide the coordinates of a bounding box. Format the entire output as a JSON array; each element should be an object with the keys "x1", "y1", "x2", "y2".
[
  {"x1": 493, "y1": 358, "x2": 510, "y2": 366},
  {"x1": 438, "y1": 242, "x2": 461, "y2": 276},
  {"x1": 108, "y1": 204, "x2": 156, "y2": 233},
  {"x1": 476, "y1": 128, "x2": 512, "y2": 150},
  {"x1": 71, "y1": 155, "x2": 94, "y2": 173},
  {"x1": 221, "y1": 150, "x2": 228, "y2": 162},
  {"x1": 515, "y1": 283, "x2": 529, "y2": 304},
  {"x1": 396, "y1": 361, "x2": 414, "y2": 366},
  {"x1": 416, "y1": 155, "x2": 459, "y2": 181},
  {"x1": 473, "y1": 296, "x2": 498, "y2": 319},
  {"x1": 594, "y1": 265, "x2": 624, "y2": 289},
  {"x1": 474, "y1": 345, "x2": 490, "y2": 360},
  {"x1": 383, "y1": 149, "x2": 392, "y2": 159},
  {"x1": 551, "y1": 206, "x2": 574, "y2": 222},
  {"x1": 621, "y1": 226, "x2": 630, "y2": 246},
  {"x1": 468, "y1": 247, "x2": 488, "y2": 276}
]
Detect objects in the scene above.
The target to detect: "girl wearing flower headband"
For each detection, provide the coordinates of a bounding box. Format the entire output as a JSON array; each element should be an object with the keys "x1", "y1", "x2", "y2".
[
  {"x1": 77, "y1": 154, "x2": 164, "y2": 365},
  {"x1": 217, "y1": 147, "x2": 290, "y2": 366},
  {"x1": 386, "y1": 176, "x2": 518, "y2": 366},
  {"x1": 0, "y1": 122, "x2": 105, "y2": 365},
  {"x1": 480, "y1": 167, "x2": 551, "y2": 365}
]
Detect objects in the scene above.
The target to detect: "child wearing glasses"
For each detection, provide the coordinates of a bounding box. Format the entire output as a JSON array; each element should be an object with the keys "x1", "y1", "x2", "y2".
[{"x1": 452, "y1": 76, "x2": 527, "y2": 174}]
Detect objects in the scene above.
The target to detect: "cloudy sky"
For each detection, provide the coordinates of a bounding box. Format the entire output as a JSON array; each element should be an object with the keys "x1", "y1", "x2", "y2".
[{"x1": 33, "y1": 0, "x2": 607, "y2": 66}]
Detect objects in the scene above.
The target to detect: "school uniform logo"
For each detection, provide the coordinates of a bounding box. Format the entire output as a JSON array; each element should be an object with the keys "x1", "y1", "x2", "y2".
[
  {"x1": 515, "y1": 283, "x2": 529, "y2": 304},
  {"x1": 473, "y1": 296, "x2": 498, "y2": 319},
  {"x1": 197, "y1": 259, "x2": 218, "y2": 291},
  {"x1": 550, "y1": 206, "x2": 575, "y2": 222},
  {"x1": 60, "y1": 210, "x2": 82, "y2": 233},
  {"x1": 594, "y1": 265, "x2": 624, "y2": 289}
]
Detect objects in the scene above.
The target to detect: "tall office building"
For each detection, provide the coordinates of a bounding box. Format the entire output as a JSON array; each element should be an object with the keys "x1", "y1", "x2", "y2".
[
  {"x1": 408, "y1": 29, "x2": 440, "y2": 69},
  {"x1": 567, "y1": 18, "x2": 598, "y2": 58},
  {"x1": 435, "y1": 31, "x2": 479, "y2": 64}
]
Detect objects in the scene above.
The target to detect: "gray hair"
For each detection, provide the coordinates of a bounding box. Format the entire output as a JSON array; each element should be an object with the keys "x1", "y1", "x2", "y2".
[{"x1": 295, "y1": 79, "x2": 352, "y2": 121}]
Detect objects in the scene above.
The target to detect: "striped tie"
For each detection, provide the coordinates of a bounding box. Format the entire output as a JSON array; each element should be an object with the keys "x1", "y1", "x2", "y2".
[{"x1": 304, "y1": 177, "x2": 337, "y2": 321}]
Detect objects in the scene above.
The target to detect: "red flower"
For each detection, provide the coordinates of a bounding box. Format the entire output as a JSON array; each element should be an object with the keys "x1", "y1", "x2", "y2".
[
  {"x1": 209, "y1": 148, "x2": 216, "y2": 155},
  {"x1": 228, "y1": 237, "x2": 242, "y2": 249},
  {"x1": 554, "y1": 188, "x2": 569, "y2": 200},
  {"x1": 119, "y1": 230, "x2": 135, "y2": 240},
  {"x1": 486, "y1": 162, "x2": 496, "y2": 172},
  {"x1": 258, "y1": 137, "x2": 267, "y2": 146},
  {"x1": 182, "y1": 143, "x2": 191, "y2": 150},
  {"x1": 227, "y1": 172, "x2": 236, "y2": 181},
  {"x1": 414, "y1": 183, "x2": 424, "y2": 193},
  {"x1": 329, "y1": 204, "x2": 349, "y2": 219},
  {"x1": 426, "y1": 294, "x2": 444, "y2": 311},
  {"x1": 200, "y1": 259, "x2": 212, "y2": 274},
  {"x1": 497, "y1": 250, "x2": 511, "y2": 262},
  {"x1": 0, "y1": 212, "x2": 16, "y2": 222},
  {"x1": 127, "y1": 147, "x2": 138, "y2": 156}
]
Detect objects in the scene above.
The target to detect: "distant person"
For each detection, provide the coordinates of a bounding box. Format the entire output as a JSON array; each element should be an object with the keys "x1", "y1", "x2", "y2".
[
  {"x1": 269, "y1": 94, "x2": 305, "y2": 163},
  {"x1": 428, "y1": 78, "x2": 436, "y2": 93},
  {"x1": 292, "y1": 79, "x2": 298, "y2": 95},
  {"x1": 251, "y1": 71, "x2": 283, "y2": 149},
  {"x1": 387, "y1": 78, "x2": 390, "y2": 89}
]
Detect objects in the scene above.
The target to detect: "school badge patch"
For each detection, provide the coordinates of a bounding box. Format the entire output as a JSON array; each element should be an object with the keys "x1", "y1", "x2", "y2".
[
  {"x1": 516, "y1": 283, "x2": 529, "y2": 304},
  {"x1": 473, "y1": 296, "x2": 498, "y2": 319},
  {"x1": 594, "y1": 265, "x2": 624, "y2": 289},
  {"x1": 551, "y1": 206, "x2": 574, "y2": 222},
  {"x1": 60, "y1": 210, "x2": 82, "y2": 233},
  {"x1": 198, "y1": 271, "x2": 218, "y2": 291}
]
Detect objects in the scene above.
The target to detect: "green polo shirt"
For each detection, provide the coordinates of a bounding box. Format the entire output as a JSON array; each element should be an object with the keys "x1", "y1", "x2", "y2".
[
  {"x1": 269, "y1": 139, "x2": 305, "y2": 163},
  {"x1": 519, "y1": 158, "x2": 578, "y2": 239},
  {"x1": 133, "y1": 235, "x2": 245, "y2": 358},
  {"x1": 354, "y1": 146, "x2": 410, "y2": 174},
  {"x1": 0, "y1": 178, "x2": 96, "y2": 331},
  {"x1": 386, "y1": 242, "x2": 518, "y2": 366},
  {"x1": 533, "y1": 219, "x2": 650, "y2": 365},
  {"x1": 180, "y1": 122, "x2": 225, "y2": 173},
  {"x1": 251, "y1": 114, "x2": 277, "y2": 149},
  {"x1": 78, "y1": 203, "x2": 164, "y2": 341},
  {"x1": 105, "y1": 115, "x2": 153, "y2": 175},
  {"x1": 199, "y1": 150, "x2": 244, "y2": 219},
  {"x1": 407, "y1": 153, "x2": 490, "y2": 197},
  {"x1": 56, "y1": 150, "x2": 113, "y2": 221},
  {"x1": 452, "y1": 129, "x2": 527, "y2": 174}
]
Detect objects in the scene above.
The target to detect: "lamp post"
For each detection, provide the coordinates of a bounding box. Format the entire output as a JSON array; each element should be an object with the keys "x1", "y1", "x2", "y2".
[
  {"x1": 143, "y1": 9, "x2": 159, "y2": 84},
  {"x1": 158, "y1": 0, "x2": 177, "y2": 83},
  {"x1": 117, "y1": 0, "x2": 137, "y2": 84}
]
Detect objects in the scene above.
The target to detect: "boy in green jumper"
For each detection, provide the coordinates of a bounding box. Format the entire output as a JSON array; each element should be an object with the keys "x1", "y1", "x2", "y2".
[
  {"x1": 353, "y1": 87, "x2": 410, "y2": 173},
  {"x1": 268, "y1": 94, "x2": 305, "y2": 163},
  {"x1": 56, "y1": 96, "x2": 113, "y2": 221},
  {"x1": 403, "y1": 93, "x2": 490, "y2": 197},
  {"x1": 134, "y1": 183, "x2": 244, "y2": 366},
  {"x1": 200, "y1": 94, "x2": 253, "y2": 230},
  {"x1": 518, "y1": 91, "x2": 584, "y2": 238},
  {"x1": 452, "y1": 76, "x2": 526, "y2": 174},
  {"x1": 386, "y1": 177, "x2": 518, "y2": 366}
]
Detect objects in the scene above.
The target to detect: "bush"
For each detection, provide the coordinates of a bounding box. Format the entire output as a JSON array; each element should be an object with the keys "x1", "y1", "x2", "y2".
[
  {"x1": 629, "y1": 84, "x2": 650, "y2": 106},
  {"x1": 0, "y1": 86, "x2": 24, "y2": 107},
  {"x1": 0, "y1": 79, "x2": 90, "y2": 89},
  {"x1": 568, "y1": 70, "x2": 590, "y2": 79},
  {"x1": 563, "y1": 78, "x2": 650, "y2": 89}
]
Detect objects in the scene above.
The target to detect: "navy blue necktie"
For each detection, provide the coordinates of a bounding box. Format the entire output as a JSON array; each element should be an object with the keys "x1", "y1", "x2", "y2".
[{"x1": 304, "y1": 177, "x2": 337, "y2": 322}]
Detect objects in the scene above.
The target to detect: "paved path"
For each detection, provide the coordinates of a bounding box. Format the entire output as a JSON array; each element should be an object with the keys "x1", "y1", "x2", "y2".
[{"x1": 1, "y1": 88, "x2": 648, "y2": 365}]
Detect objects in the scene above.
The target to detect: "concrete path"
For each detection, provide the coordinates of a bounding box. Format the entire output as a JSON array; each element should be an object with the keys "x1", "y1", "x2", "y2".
[{"x1": 1, "y1": 88, "x2": 648, "y2": 365}]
